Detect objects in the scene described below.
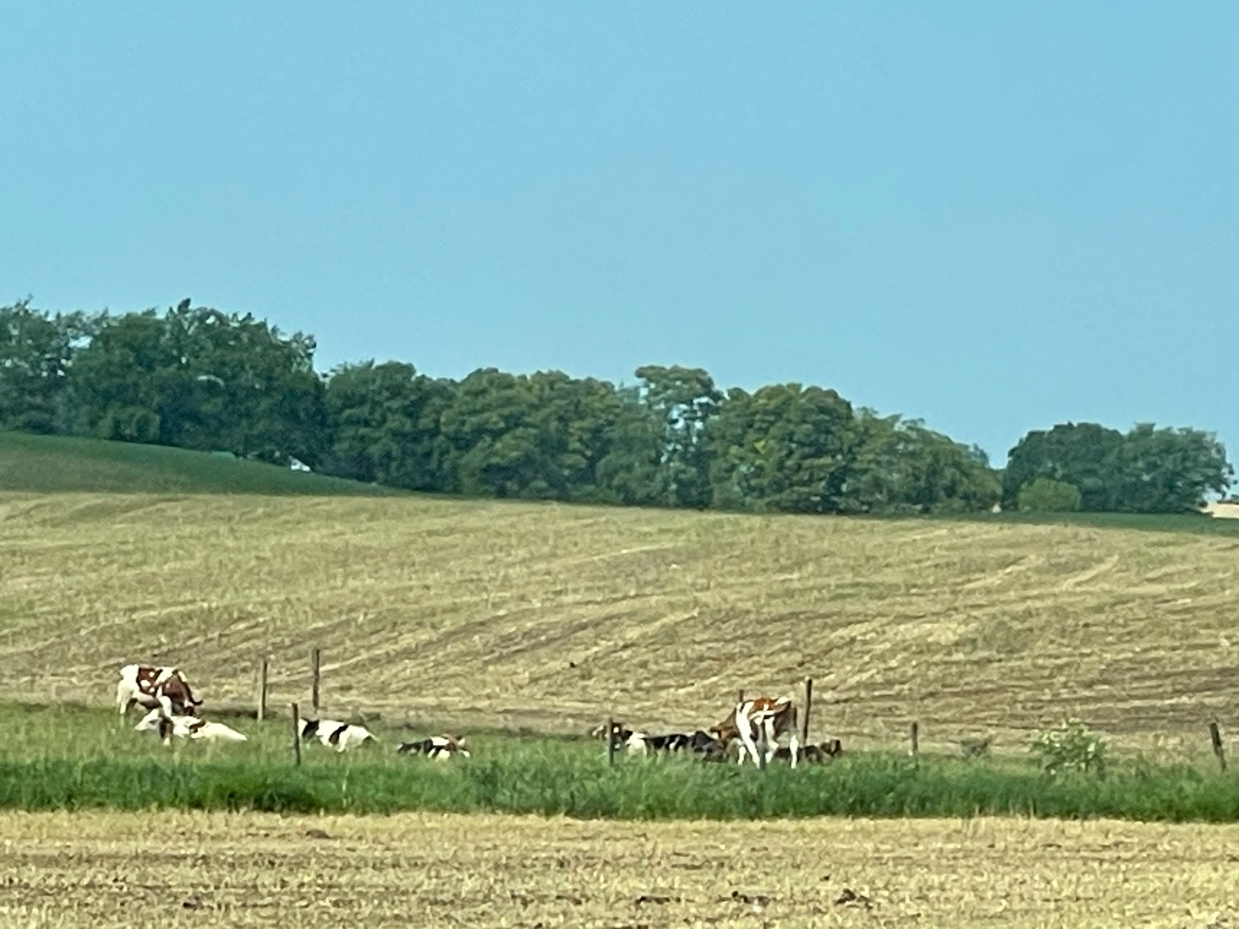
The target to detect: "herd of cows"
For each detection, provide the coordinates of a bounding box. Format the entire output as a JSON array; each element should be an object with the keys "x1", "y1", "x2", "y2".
[
  {"x1": 599, "y1": 695, "x2": 844, "y2": 767},
  {"x1": 116, "y1": 664, "x2": 843, "y2": 766}
]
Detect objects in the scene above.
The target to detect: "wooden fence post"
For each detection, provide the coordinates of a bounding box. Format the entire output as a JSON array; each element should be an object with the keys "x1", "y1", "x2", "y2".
[
  {"x1": 909, "y1": 721, "x2": 920, "y2": 758},
  {"x1": 757, "y1": 726, "x2": 768, "y2": 771},
  {"x1": 737, "y1": 689, "x2": 745, "y2": 706},
  {"x1": 606, "y1": 716, "x2": 616, "y2": 767},
  {"x1": 310, "y1": 648, "x2": 322, "y2": 715},
  {"x1": 256, "y1": 658, "x2": 268, "y2": 722},
  {"x1": 291, "y1": 702, "x2": 302, "y2": 767},
  {"x1": 801, "y1": 677, "x2": 813, "y2": 745},
  {"x1": 1209, "y1": 721, "x2": 1227, "y2": 771}
]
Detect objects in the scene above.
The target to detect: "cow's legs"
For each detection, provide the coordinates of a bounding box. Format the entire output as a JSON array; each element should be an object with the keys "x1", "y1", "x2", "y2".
[
  {"x1": 735, "y1": 706, "x2": 761, "y2": 766},
  {"x1": 761, "y1": 718, "x2": 779, "y2": 766},
  {"x1": 787, "y1": 706, "x2": 800, "y2": 768}
]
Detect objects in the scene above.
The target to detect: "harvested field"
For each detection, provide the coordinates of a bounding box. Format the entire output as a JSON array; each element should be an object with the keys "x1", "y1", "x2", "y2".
[
  {"x1": 2, "y1": 811, "x2": 1238, "y2": 928},
  {"x1": 3, "y1": 492, "x2": 1239, "y2": 756}
]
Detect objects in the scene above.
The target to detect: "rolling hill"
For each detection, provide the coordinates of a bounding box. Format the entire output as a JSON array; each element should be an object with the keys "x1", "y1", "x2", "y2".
[
  {"x1": 0, "y1": 431, "x2": 396, "y2": 496},
  {"x1": 2, "y1": 480, "x2": 1237, "y2": 758}
]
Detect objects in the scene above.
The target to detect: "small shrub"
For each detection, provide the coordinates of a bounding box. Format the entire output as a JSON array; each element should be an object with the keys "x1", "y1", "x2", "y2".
[
  {"x1": 1018, "y1": 478, "x2": 1082, "y2": 513},
  {"x1": 1030, "y1": 718, "x2": 1106, "y2": 776}
]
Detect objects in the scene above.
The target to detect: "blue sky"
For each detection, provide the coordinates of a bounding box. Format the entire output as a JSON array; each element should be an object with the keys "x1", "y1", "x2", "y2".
[{"x1": 3, "y1": 3, "x2": 1236, "y2": 465}]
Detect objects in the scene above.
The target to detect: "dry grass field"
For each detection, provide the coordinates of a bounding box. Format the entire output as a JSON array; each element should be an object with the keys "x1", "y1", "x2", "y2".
[
  {"x1": 2, "y1": 491, "x2": 1238, "y2": 754},
  {"x1": 2, "y1": 810, "x2": 1237, "y2": 928}
]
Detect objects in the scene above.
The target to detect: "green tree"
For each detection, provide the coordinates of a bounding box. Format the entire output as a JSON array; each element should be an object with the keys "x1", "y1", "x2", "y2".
[
  {"x1": 0, "y1": 300, "x2": 93, "y2": 433},
  {"x1": 847, "y1": 412, "x2": 1001, "y2": 514},
  {"x1": 593, "y1": 386, "x2": 665, "y2": 506},
  {"x1": 1017, "y1": 477, "x2": 1082, "y2": 512},
  {"x1": 1003, "y1": 423, "x2": 1123, "y2": 510},
  {"x1": 68, "y1": 301, "x2": 328, "y2": 464},
  {"x1": 324, "y1": 360, "x2": 457, "y2": 489},
  {"x1": 1107, "y1": 424, "x2": 1232, "y2": 513},
  {"x1": 634, "y1": 365, "x2": 720, "y2": 508},
  {"x1": 707, "y1": 383, "x2": 858, "y2": 513},
  {"x1": 1005, "y1": 421, "x2": 1232, "y2": 514}
]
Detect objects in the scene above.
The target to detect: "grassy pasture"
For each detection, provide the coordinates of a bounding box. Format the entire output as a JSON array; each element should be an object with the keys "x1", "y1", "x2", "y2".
[
  {"x1": 2, "y1": 704, "x2": 1238, "y2": 823},
  {"x1": 2, "y1": 488, "x2": 1238, "y2": 759},
  {"x1": 3, "y1": 809, "x2": 1239, "y2": 928},
  {"x1": 0, "y1": 430, "x2": 396, "y2": 495}
]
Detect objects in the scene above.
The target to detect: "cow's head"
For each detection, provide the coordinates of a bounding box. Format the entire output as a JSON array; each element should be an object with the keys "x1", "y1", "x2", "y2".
[{"x1": 589, "y1": 721, "x2": 632, "y2": 746}]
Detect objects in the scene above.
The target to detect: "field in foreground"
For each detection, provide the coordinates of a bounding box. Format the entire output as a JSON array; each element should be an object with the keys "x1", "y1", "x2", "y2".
[
  {"x1": 3, "y1": 490, "x2": 1239, "y2": 756},
  {"x1": 3, "y1": 810, "x2": 1238, "y2": 929}
]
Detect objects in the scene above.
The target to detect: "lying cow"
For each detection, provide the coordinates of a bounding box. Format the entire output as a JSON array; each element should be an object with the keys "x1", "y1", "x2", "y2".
[
  {"x1": 300, "y1": 718, "x2": 376, "y2": 753},
  {"x1": 711, "y1": 696, "x2": 801, "y2": 768},
  {"x1": 396, "y1": 734, "x2": 470, "y2": 761},
  {"x1": 134, "y1": 708, "x2": 247, "y2": 745},
  {"x1": 625, "y1": 729, "x2": 727, "y2": 759},
  {"x1": 117, "y1": 664, "x2": 202, "y2": 718},
  {"x1": 773, "y1": 738, "x2": 843, "y2": 764}
]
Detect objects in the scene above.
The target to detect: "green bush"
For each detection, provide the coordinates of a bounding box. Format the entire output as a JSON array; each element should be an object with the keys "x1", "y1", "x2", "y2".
[
  {"x1": 1018, "y1": 477, "x2": 1082, "y2": 513},
  {"x1": 1030, "y1": 718, "x2": 1106, "y2": 776}
]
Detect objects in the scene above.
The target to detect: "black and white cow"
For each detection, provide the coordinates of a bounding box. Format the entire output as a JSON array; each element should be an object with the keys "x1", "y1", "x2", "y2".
[
  {"x1": 395, "y1": 734, "x2": 470, "y2": 761},
  {"x1": 299, "y1": 718, "x2": 375, "y2": 753},
  {"x1": 625, "y1": 729, "x2": 729, "y2": 761}
]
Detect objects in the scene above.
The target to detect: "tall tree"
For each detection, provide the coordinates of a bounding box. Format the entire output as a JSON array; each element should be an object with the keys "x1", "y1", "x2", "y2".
[
  {"x1": 634, "y1": 365, "x2": 721, "y2": 508},
  {"x1": 848, "y1": 412, "x2": 1000, "y2": 514},
  {"x1": 68, "y1": 301, "x2": 328, "y2": 464},
  {"x1": 707, "y1": 383, "x2": 858, "y2": 513},
  {"x1": 593, "y1": 386, "x2": 666, "y2": 506},
  {"x1": 1107, "y1": 424, "x2": 1232, "y2": 513},
  {"x1": 1002, "y1": 422, "x2": 1124, "y2": 510},
  {"x1": 0, "y1": 300, "x2": 92, "y2": 433},
  {"x1": 324, "y1": 360, "x2": 457, "y2": 489}
]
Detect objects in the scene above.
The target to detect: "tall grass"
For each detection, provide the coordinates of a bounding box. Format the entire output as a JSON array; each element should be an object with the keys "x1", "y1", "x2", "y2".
[
  {"x1": 3, "y1": 752, "x2": 1238, "y2": 822},
  {"x1": 1, "y1": 706, "x2": 1236, "y2": 822}
]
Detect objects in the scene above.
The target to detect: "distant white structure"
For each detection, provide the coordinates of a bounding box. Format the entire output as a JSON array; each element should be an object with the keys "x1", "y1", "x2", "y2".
[
  {"x1": 289, "y1": 457, "x2": 311, "y2": 473},
  {"x1": 1204, "y1": 499, "x2": 1239, "y2": 519}
]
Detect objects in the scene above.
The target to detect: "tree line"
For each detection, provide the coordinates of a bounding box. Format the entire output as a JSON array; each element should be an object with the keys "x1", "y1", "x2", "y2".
[{"x1": 1, "y1": 300, "x2": 1230, "y2": 514}]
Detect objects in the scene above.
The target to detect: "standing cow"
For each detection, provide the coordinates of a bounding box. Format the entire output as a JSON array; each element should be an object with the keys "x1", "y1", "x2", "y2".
[
  {"x1": 116, "y1": 665, "x2": 202, "y2": 718},
  {"x1": 711, "y1": 696, "x2": 800, "y2": 768}
]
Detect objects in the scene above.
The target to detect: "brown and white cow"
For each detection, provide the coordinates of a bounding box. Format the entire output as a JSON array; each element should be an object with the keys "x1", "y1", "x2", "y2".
[
  {"x1": 710, "y1": 696, "x2": 800, "y2": 768},
  {"x1": 589, "y1": 720, "x2": 634, "y2": 749},
  {"x1": 116, "y1": 665, "x2": 202, "y2": 718}
]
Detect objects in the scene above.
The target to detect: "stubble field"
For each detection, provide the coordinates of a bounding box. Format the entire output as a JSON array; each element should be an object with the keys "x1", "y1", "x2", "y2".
[
  {"x1": 2, "y1": 491, "x2": 1238, "y2": 756},
  {"x1": 3, "y1": 810, "x2": 1238, "y2": 929}
]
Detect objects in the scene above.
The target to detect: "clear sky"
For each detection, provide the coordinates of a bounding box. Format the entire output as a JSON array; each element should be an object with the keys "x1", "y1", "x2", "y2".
[{"x1": 3, "y1": 3, "x2": 1236, "y2": 465}]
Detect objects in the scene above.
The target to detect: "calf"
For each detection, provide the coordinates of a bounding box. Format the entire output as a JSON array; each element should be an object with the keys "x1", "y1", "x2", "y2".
[
  {"x1": 134, "y1": 708, "x2": 247, "y2": 745},
  {"x1": 589, "y1": 720, "x2": 633, "y2": 749},
  {"x1": 711, "y1": 696, "x2": 800, "y2": 768},
  {"x1": 625, "y1": 729, "x2": 725, "y2": 758},
  {"x1": 300, "y1": 718, "x2": 376, "y2": 753},
  {"x1": 116, "y1": 665, "x2": 202, "y2": 718},
  {"x1": 396, "y1": 734, "x2": 470, "y2": 761},
  {"x1": 774, "y1": 738, "x2": 843, "y2": 764}
]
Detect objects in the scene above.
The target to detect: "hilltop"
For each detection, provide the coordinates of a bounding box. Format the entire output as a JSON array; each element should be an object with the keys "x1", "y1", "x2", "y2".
[
  {"x1": 2, "y1": 489, "x2": 1236, "y2": 758},
  {"x1": 0, "y1": 432, "x2": 396, "y2": 496}
]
